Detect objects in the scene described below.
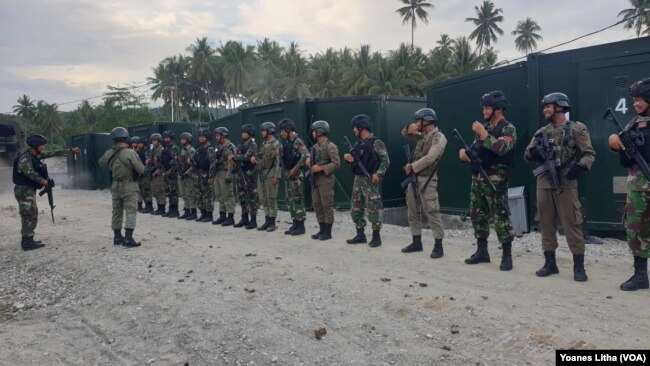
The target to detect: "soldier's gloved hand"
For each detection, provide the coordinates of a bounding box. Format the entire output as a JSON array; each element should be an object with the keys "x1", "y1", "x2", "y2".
[
  {"x1": 527, "y1": 146, "x2": 545, "y2": 163},
  {"x1": 566, "y1": 163, "x2": 587, "y2": 180}
]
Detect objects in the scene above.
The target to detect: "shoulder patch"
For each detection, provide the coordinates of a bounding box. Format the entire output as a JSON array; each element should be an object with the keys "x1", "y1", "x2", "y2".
[{"x1": 580, "y1": 127, "x2": 589, "y2": 136}]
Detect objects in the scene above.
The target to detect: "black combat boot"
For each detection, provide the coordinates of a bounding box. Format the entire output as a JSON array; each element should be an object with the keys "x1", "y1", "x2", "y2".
[
  {"x1": 319, "y1": 223, "x2": 333, "y2": 241},
  {"x1": 620, "y1": 256, "x2": 650, "y2": 291},
  {"x1": 153, "y1": 204, "x2": 166, "y2": 216},
  {"x1": 401, "y1": 235, "x2": 423, "y2": 253},
  {"x1": 122, "y1": 229, "x2": 141, "y2": 248},
  {"x1": 167, "y1": 205, "x2": 179, "y2": 218},
  {"x1": 222, "y1": 213, "x2": 235, "y2": 226},
  {"x1": 431, "y1": 239, "x2": 444, "y2": 259},
  {"x1": 346, "y1": 228, "x2": 367, "y2": 244},
  {"x1": 213, "y1": 211, "x2": 226, "y2": 225},
  {"x1": 202, "y1": 211, "x2": 213, "y2": 223},
  {"x1": 21, "y1": 236, "x2": 45, "y2": 251},
  {"x1": 258, "y1": 216, "x2": 270, "y2": 231},
  {"x1": 113, "y1": 229, "x2": 124, "y2": 246},
  {"x1": 311, "y1": 222, "x2": 325, "y2": 240},
  {"x1": 245, "y1": 214, "x2": 257, "y2": 229},
  {"x1": 465, "y1": 238, "x2": 490, "y2": 264},
  {"x1": 573, "y1": 254, "x2": 588, "y2": 282},
  {"x1": 369, "y1": 229, "x2": 382, "y2": 247},
  {"x1": 284, "y1": 220, "x2": 297, "y2": 235},
  {"x1": 266, "y1": 216, "x2": 277, "y2": 232},
  {"x1": 178, "y1": 208, "x2": 190, "y2": 219},
  {"x1": 195, "y1": 209, "x2": 206, "y2": 222},
  {"x1": 290, "y1": 220, "x2": 306, "y2": 235},
  {"x1": 161, "y1": 205, "x2": 170, "y2": 217},
  {"x1": 536, "y1": 251, "x2": 559, "y2": 277},
  {"x1": 142, "y1": 202, "x2": 154, "y2": 214},
  {"x1": 137, "y1": 202, "x2": 144, "y2": 213},
  {"x1": 500, "y1": 242, "x2": 513, "y2": 271},
  {"x1": 186, "y1": 208, "x2": 197, "y2": 221},
  {"x1": 234, "y1": 213, "x2": 249, "y2": 228}
]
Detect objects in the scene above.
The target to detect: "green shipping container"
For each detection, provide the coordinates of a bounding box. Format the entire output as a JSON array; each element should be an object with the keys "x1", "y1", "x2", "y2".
[
  {"x1": 426, "y1": 37, "x2": 650, "y2": 232},
  {"x1": 67, "y1": 133, "x2": 113, "y2": 190}
]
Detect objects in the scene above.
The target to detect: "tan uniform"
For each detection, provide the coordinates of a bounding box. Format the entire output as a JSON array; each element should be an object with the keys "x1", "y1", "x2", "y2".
[
  {"x1": 402, "y1": 126, "x2": 447, "y2": 239},
  {"x1": 310, "y1": 140, "x2": 341, "y2": 224},
  {"x1": 150, "y1": 145, "x2": 167, "y2": 205},
  {"x1": 98, "y1": 145, "x2": 145, "y2": 230},
  {"x1": 524, "y1": 120, "x2": 595, "y2": 254},
  {"x1": 258, "y1": 137, "x2": 282, "y2": 217}
]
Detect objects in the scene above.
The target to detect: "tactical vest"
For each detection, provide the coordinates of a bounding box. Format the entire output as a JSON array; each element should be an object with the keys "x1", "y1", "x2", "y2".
[
  {"x1": 193, "y1": 145, "x2": 210, "y2": 171},
  {"x1": 259, "y1": 139, "x2": 278, "y2": 169},
  {"x1": 13, "y1": 151, "x2": 47, "y2": 188},
  {"x1": 414, "y1": 132, "x2": 441, "y2": 176},
  {"x1": 161, "y1": 144, "x2": 174, "y2": 170},
  {"x1": 214, "y1": 142, "x2": 234, "y2": 172},
  {"x1": 313, "y1": 141, "x2": 334, "y2": 166},
  {"x1": 352, "y1": 137, "x2": 379, "y2": 176},
  {"x1": 476, "y1": 119, "x2": 514, "y2": 169},
  {"x1": 137, "y1": 149, "x2": 146, "y2": 164},
  {"x1": 621, "y1": 116, "x2": 650, "y2": 167},
  {"x1": 237, "y1": 141, "x2": 255, "y2": 172},
  {"x1": 282, "y1": 138, "x2": 301, "y2": 170}
]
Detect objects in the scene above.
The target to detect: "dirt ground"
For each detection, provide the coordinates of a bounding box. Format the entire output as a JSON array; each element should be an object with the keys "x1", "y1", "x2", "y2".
[{"x1": 1, "y1": 168, "x2": 649, "y2": 365}]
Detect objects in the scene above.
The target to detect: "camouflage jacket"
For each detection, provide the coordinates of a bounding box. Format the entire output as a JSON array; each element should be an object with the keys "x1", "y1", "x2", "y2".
[
  {"x1": 178, "y1": 143, "x2": 196, "y2": 177},
  {"x1": 402, "y1": 126, "x2": 446, "y2": 179},
  {"x1": 258, "y1": 137, "x2": 282, "y2": 180},
  {"x1": 14, "y1": 149, "x2": 68, "y2": 187},
  {"x1": 210, "y1": 141, "x2": 234, "y2": 179}
]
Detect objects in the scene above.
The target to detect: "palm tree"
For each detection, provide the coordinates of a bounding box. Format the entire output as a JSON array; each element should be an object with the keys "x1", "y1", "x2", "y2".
[
  {"x1": 395, "y1": 0, "x2": 434, "y2": 51},
  {"x1": 35, "y1": 102, "x2": 62, "y2": 143},
  {"x1": 449, "y1": 37, "x2": 482, "y2": 76},
  {"x1": 309, "y1": 48, "x2": 344, "y2": 98},
  {"x1": 618, "y1": 0, "x2": 650, "y2": 37},
  {"x1": 342, "y1": 45, "x2": 376, "y2": 95},
  {"x1": 13, "y1": 94, "x2": 36, "y2": 122},
  {"x1": 218, "y1": 40, "x2": 255, "y2": 109},
  {"x1": 466, "y1": 0, "x2": 504, "y2": 56},
  {"x1": 282, "y1": 52, "x2": 310, "y2": 99},
  {"x1": 512, "y1": 17, "x2": 543, "y2": 55},
  {"x1": 187, "y1": 37, "x2": 218, "y2": 120}
]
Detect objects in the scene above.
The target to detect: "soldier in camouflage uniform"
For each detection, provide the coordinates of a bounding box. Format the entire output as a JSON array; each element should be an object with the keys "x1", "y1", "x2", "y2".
[
  {"x1": 161, "y1": 130, "x2": 180, "y2": 218},
  {"x1": 129, "y1": 136, "x2": 144, "y2": 211},
  {"x1": 193, "y1": 129, "x2": 215, "y2": 222},
  {"x1": 524, "y1": 92, "x2": 595, "y2": 282},
  {"x1": 98, "y1": 127, "x2": 145, "y2": 247},
  {"x1": 257, "y1": 122, "x2": 282, "y2": 232},
  {"x1": 209, "y1": 127, "x2": 237, "y2": 226},
  {"x1": 134, "y1": 137, "x2": 153, "y2": 213},
  {"x1": 231, "y1": 124, "x2": 259, "y2": 229},
  {"x1": 177, "y1": 132, "x2": 196, "y2": 220},
  {"x1": 13, "y1": 135, "x2": 80, "y2": 250},
  {"x1": 149, "y1": 133, "x2": 167, "y2": 215},
  {"x1": 609, "y1": 77, "x2": 650, "y2": 291},
  {"x1": 307, "y1": 120, "x2": 340, "y2": 241},
  {"x1": 459, "y1": 91, "x2": 516, "y2": 271},
  {"x1": 344, "y1": 114, "x2": 390, "y2": 248},
  {"x1": 278, "y1": 118, "x2": 311, "y2": 236},
  {"x1": 400, "y1": 108, "x2": 447, "y2": 258}
]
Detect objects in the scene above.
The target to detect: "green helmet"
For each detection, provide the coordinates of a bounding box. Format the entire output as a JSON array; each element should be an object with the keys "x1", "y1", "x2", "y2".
[
  {"x1": 541, "y1": 92, "x2": 570, "y2": 111},
  {"x1": 26, "y1": 134, "x2": 47, "y2": 147},
  {"x1": 198, "y1": 129, "x2": 210, "y2": 139},
  {"x1": 110, "y1": 127, "x2": 129, "y2": 142},
  {"x1": 351, "y1": 114, "x2": 373, "y2": 131},
  {"x1": 180, "y1": 132, "x2": 193, "y2": 143},
  {"x1": 214, "y1": 127, "x2": 229, "y2": 138},
  {"x1": 162, "y1": 130, "x2": 175, "y2": 140},
  {"x1": 242, "y1": 124, "x2": 256, "y2": 138},
  {"x1": 413, "y1": 108, "x2": 437, "y2": 123},
  {"x1": 278, "y1": 118, "x2": 296, "y2": 132},
  {"x1": 260, "y1": 121, "x2": 276, "y2": 134},
  {"x1": 311, "y1": 120, "x2": 330, "y2": 135},
  {"x1": 150, "y1": 133, "x2": 163, "y2": 143},
  {"x1": 129, "y1": 136, "x2": 140, "y2": 144},
  {"x1": 630, "y1": 77, "x2": 650, "y2": 100},
  {"x1": 481, "y1": 90, "x2": 508, "y2": 110}
]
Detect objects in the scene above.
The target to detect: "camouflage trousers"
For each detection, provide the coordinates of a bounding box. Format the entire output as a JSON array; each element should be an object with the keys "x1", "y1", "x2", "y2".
[
  {"x1": 351, "y1": 176, "x2": 382, "y2": 230},
  {"x1": 470, "y1": 176, "x2": 514, "y2": 244},
  {"x1": 213, "y1": 170, "x2": 236, "y2": 214},
  {"x1": 258, "y1": 175, "x2": 279, "y2": 217},
  {"x1": 111, "y1": 181, "x2": 138, "y2": 230},
  {"x1": 286, "y1": 176, "x2": 306, "y2": 221},
  {"x1": 14, "y1": 185, "x2": 38, "y2": 237},
  {"x1": 194, "y1": 172, "x2": 214, "y2": 212},
  {"x1": 138, "y1": 176, "x2": 152, "y2": 203},
  {"x1": 180, "y1": 175, "x2": 195, "y2": 209},
  {"x1": 151, "y1": 175, "x2": 167, "y2": 205},
  {"x1": 625, "y1": 190, "x2": 650, "y2": 258},
  {"x1": 164, "y1": 173, "x2": 179, "y2": 206},
  {"x1": 237, "y1": 170, "x2": 258, "y2": 214}
]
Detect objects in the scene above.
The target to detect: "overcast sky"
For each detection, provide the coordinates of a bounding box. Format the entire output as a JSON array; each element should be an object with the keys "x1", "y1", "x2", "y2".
[{"x1": 0, "y1": 0, "x2": 636, "y2": 113}]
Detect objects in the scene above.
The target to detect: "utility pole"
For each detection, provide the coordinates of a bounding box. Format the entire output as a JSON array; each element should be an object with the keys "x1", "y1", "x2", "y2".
[{"x1": 165, "y1": 86, "x2": 176, "y2": 122}]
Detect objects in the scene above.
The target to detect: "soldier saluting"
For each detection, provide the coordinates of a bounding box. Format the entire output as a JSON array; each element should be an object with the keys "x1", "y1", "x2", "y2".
[
  {"x1": 400, "y1": 108, "x2": 447, "y2": 258},
  {"x1": 459, "y1": 91, "x2": 516, "y2": 271},
  {"x1": 609, "y1": 77, "x2": 650, "y2": 291},
  {"x1": 13, "y1": 135, "x2": 79, "y2": 251},
  {"x1": 524, "y1": 93, "x2": 595, "y2": 282},
  {"x1": 98, "y1": 127, "x2": 145, "y2": 247}
]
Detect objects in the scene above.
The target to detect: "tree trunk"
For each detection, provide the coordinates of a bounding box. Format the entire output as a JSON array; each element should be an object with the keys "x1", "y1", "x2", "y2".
[{"x1": 411, "y1": 20, "x2": 415, "y2": 51}]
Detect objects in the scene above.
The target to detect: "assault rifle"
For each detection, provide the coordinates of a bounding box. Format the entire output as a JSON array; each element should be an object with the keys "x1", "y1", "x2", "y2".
[
  {"x1": 400, "y1": 144, "x2": 420, "y2": 201},
  {"x1": 341, "y1": 136, "x2": 379, "y2": 194},
  {"x1": 38, "y1": 164, "x2": 55, "y2": 223},
  {"x1": 604, "y1": 108, "x2": 650, "y2": 181},
  {"x1": 452, "y1": 129, "x2": 496, "y2": 191},
  {"x1": 531, "y1": 129, "x2": 561, "y2": 192}
]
